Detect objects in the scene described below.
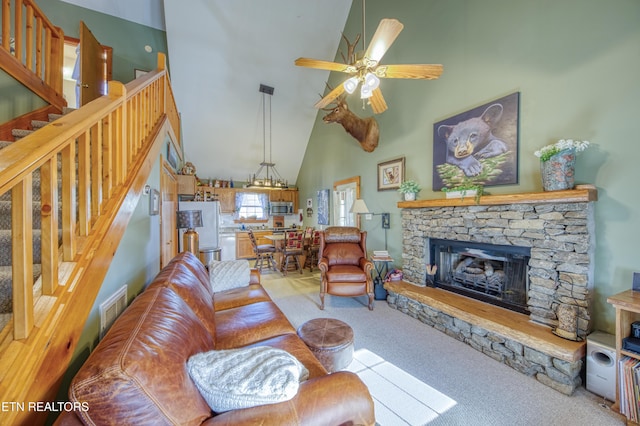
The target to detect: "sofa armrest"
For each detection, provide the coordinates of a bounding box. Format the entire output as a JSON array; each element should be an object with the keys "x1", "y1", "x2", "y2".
[
  {"x1": 359, "y1": 257, "x2": 374, "y2": 275},
  {"x1": 249, "y1": 268, "x2": 260, "y2": 284},
  {"x1": 204, "y1": 371, "x2": 375, "y2": 426},
  {"x1": 318, "y1": 257, "x2": 329, "y2": 274}
]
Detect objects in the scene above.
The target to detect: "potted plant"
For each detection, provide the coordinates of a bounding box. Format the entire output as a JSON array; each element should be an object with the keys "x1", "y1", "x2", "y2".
[
  {"x1": 398, "y1": 180, "x2": 421, "y2": 201},
  {"x1": 441, "y1": 183, "x2": 484, "y2": 203}
]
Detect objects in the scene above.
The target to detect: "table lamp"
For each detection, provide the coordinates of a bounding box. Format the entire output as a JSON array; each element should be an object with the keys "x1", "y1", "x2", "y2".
[
  {"x1": 177, "y1": 210, "x2": 203, "y2": 255},
  {"x1": 350, "y1": 199, "x2": 390, "y2": 248}
]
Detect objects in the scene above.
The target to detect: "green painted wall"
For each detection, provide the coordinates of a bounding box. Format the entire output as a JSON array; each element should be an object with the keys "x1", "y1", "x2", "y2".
[
  {"x1": 296, "y1": 0, "x2": 640, "y2": 333},
  {"x1": 0, "y1": 71, "x2": 47, "y2": 121},
  {"x1": 38, "y1": 0, "x2": 167, "y2": 84}
]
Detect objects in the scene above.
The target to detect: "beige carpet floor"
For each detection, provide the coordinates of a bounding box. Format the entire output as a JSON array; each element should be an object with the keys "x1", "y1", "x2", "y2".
[{"x1": 259, "y1": 268, "x2": 624, "y2": 425}]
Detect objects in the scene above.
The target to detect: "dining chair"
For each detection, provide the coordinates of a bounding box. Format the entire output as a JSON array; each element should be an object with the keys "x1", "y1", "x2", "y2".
[
  {"x1": 282, "y1": 230, "x2": 304, "y2": 275},
  {"x1": 248, "y1": 229, "x2": 278, "y2": 272}
]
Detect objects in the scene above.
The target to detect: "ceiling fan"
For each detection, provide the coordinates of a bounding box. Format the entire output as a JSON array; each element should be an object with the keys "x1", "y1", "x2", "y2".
[{"x1": 295, "y1": 18, "x2": 443, "y2": 114}]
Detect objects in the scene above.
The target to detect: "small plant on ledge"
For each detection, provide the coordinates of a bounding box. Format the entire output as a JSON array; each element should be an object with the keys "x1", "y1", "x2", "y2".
[
  {"x1": 441, "y1": 183, "x2": 484, "y2": 203},
  {"x1": 398, "y1": 180, "x2": 421, "y2": 201}
]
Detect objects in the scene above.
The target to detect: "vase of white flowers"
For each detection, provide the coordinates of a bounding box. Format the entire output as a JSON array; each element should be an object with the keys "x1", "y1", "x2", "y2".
[{"x1": 535, "y1": 139, "x2": 589, "y2": 191}]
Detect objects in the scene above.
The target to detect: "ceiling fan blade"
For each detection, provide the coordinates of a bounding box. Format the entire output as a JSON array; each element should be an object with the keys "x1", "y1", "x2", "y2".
[
  {"x1": 369, "y1": 88, "x2": 388, "y2": 114},
  {"x1": 314, "y1": 83, "x2": 346, "y2": 109},
  {"x1": 294, "y1": 58, "x2": 352, "y2": 72},
  {"x1": 378, "y1": 64, "x2": 444, "y2": 79},
  {"x1": 364, "y1": 18, "x2": 404, "y2": 63}
]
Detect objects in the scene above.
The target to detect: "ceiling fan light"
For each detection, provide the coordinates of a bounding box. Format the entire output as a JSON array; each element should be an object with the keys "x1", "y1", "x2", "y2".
[
  {"x1": 343, "y1": 77, "x2": 359, "y2": 94},
  {"x1": 363, "y1": 72, "x2": 380, "y2": 90},
  {"x1": 360, "y1": 85, "x2": 374, "y2": 99}
]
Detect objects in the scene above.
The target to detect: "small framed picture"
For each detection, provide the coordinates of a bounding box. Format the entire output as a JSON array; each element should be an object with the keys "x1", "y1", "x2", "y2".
[
  {"x1": 377, "y1": 157, "x2": 405, "y2": 191},
  {"x1": 149, "y1": 189, "x2": 160, "y2": 216}
]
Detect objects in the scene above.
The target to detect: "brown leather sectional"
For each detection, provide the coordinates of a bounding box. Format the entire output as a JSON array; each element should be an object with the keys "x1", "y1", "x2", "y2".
[{"x1": 55, "y1": 252, "x2": 375, "y2": 425}]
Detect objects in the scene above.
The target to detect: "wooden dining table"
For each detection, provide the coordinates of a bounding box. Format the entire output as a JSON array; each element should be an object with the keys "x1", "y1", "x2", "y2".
[
  {"x1": 264, "y1": 234, "x2": 285, "y2": 272},
  {"x1": 264, "y1": 233, "x2": 307, "y2": 274}
]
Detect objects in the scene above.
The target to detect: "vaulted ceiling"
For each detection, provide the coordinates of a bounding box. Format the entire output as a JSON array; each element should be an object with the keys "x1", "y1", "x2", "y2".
[{"x1": 62, "y1": 0, "x2": 353, "y2": 186}]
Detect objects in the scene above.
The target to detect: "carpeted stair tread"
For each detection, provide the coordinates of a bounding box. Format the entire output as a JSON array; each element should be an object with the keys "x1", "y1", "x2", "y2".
[
  {"x1": 0, "y1": 264, "x2": 42, "y2": 314},
  {"x1": 11, "y1": 129, "x2": 34, "y2": 140},
  {"x1": 31, "y1": 120, "x2": 50, "y2": 129}
]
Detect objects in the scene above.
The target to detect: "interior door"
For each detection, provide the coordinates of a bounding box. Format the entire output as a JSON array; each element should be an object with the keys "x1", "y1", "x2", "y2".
[
  {"x1": 161, "y1": 160, "x2": 178, "y2": 267},
  {"x1": 79, "y1": 21, "x2": 106, "y2": 106},
  {"x1": 333, "y1": 176, "x2": 361, "y2": 227}
]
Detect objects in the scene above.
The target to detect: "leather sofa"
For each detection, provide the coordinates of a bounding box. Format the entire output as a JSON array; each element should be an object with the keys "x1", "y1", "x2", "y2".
[{"x1": 55, "y1": 251, "x2": 375, "y2": 425}]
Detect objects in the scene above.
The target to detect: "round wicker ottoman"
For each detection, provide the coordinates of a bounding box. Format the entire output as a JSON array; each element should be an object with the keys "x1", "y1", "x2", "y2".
[{"x1": 297, "y1": 318, "x2": 354, "y2": 373}]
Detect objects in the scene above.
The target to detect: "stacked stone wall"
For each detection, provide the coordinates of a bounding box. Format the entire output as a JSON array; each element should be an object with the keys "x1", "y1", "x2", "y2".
[
  {"x1": 386, "y1": 291, "x2": 583, "y2": 395},
  {"x1": 401, "y1": 202, "x2": 595, "y2": 339}
]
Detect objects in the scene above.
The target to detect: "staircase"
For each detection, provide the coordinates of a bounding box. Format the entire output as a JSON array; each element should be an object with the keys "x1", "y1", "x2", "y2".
[{"x1": 0, "y1": 109, "x2": 73, "y2": 328}]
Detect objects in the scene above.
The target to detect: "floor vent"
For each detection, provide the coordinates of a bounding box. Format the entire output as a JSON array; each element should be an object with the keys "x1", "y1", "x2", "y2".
[{"x1": 99, "y1": 285, "x2": 127, "y2": 339}]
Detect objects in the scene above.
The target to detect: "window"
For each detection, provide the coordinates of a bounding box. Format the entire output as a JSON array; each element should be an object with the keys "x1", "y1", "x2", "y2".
[{"x1": 235, "y1": 192, "x2": 269, "y2": 220}]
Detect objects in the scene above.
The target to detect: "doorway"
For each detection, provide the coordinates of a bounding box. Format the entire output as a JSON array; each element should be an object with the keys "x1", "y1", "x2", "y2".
[
  {"x1": 62, "y1": 24, "x2": 113, "y2": 108},
  {"x1": 333, "y1": 176, "x2": 361, "y2": 227}
]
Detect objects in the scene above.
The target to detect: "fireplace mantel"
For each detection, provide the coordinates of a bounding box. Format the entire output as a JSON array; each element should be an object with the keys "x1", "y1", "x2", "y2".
[{"x1": 397, "y1": 185, "x2": 597, "y2": 209}]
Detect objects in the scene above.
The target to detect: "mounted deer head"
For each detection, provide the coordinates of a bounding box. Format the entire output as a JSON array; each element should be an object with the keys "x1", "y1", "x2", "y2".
[{"x1": 323, "y1": 95, "x2": 379, "y2": 153}]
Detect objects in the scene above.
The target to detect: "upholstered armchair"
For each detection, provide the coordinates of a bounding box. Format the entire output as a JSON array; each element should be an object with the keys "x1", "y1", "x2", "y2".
[{"x1": 318, "y1": 226, "x2": 374, "y2": 310}]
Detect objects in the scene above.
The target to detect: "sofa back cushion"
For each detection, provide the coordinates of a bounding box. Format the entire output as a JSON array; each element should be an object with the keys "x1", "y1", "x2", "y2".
[
  {"x1": 69, "y1": 286, "x2": 215, "y2": 426},
  {"x1": 150, "y1": 259, "x2": 217, "y2": 340},
  {"x1": 323, "y1": 243, "x2": 364, "y2": 266}
]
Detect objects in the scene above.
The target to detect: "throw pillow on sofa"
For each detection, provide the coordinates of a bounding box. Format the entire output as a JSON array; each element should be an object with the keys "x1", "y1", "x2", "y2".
[
  {"x1": 208, "y1": 259, "x2": 250, "y2": 292},
  {"x1": 187, "y1": 346, "x2": 309, "y2": 412}
]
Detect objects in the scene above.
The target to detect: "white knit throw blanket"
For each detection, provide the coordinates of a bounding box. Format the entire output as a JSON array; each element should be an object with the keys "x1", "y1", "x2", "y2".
[
  {"x1": 187, "y1": 346, "x2": 309, "y2": 412},
  {"x1": 208, "y1": 259, "x2": 250, "y2": 292}
]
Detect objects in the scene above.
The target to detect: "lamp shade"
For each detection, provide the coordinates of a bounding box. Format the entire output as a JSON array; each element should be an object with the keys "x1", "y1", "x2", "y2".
[
  {"x1": 350, "y1": 199, "x2": 370, "y2": 214},
  {"x1": 177, "y1": 210, "x2": 203, "y2": 229}
]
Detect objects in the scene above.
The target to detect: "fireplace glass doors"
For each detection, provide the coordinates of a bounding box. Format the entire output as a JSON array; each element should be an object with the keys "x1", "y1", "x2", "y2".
[{"x1": 429, "y1": 239, "x2": 531, "y2": 314}]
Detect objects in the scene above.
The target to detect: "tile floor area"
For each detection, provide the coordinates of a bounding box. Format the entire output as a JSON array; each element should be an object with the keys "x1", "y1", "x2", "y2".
[{"x1": 345, "y1": 349, "x2": 457, "y2": 425}]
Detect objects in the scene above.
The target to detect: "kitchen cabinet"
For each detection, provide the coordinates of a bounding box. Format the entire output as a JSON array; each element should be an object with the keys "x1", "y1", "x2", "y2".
[
  {"x1": 217, "y1": 188, "x2": 236, "y2": 213},
  {"x1": 236, "y1": 230, "x2": 273, "y2": 259},
  {"x1": 197, "y1": 186, "x2": 236, "y2": 213},
  {"x1": 176, "y1": 175, "x2": 196, "y2": 195},
  {"x1": 269, "y1": 189, "x2": 299, "y2": 212}
]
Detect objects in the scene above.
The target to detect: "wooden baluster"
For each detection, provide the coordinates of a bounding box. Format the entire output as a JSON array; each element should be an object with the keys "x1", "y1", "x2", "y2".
[
  {"x1": 40, "y1": 156, "x2": 59, "y2": 295},
  {"x1": 12, "y1": 175, "x2": 34, "y2": 340}
]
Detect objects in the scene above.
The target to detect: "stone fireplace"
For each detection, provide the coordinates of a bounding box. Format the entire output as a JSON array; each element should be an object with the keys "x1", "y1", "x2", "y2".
[{"x1": 387, "y1": 187, "x2": 597, "y2": 394}]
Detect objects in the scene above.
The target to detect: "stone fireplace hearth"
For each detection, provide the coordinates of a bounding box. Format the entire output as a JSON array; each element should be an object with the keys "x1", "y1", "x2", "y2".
[{"x1": 388, "y1": 186, "x2": 597, "y2": 395}]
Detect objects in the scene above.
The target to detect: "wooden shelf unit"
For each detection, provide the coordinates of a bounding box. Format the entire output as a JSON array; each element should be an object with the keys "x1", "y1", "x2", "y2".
[{"x1": 607, "y1": 289, "x2": 640, "y2": 422}]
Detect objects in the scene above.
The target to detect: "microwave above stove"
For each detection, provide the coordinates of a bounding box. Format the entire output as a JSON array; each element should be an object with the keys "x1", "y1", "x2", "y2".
[{"x1": 270, "y1": 201, "x2": 293, "y2": 215}]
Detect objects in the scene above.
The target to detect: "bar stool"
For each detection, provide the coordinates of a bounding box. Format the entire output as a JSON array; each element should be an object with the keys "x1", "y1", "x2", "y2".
[{"x1": 248, "y1": 229, "x2": 278, "y2": 272}]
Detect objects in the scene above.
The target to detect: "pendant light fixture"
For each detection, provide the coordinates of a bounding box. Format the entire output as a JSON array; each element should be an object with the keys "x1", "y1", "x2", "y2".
[{"x1": 247, "y1": 84, "x2": 288, "y2": 189}]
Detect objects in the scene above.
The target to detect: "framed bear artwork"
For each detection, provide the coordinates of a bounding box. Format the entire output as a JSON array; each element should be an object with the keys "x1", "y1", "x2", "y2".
[{"x1": 432, "y1": 92, "x2": 520, "y2": 191}]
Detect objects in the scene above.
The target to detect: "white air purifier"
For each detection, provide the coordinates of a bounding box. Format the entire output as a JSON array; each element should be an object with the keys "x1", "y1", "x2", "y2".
[{"x1": 586, "y1": 331, "x2": 616, "y2": 402}]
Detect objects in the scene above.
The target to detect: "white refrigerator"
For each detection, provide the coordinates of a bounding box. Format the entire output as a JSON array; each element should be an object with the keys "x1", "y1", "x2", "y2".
[{"x1": 178, "y1": 201, "x2": 220, "y2": 252}]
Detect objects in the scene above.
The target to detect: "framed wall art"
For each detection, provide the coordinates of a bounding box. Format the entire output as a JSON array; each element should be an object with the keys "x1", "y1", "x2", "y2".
[
  {"x1": 377, "y1": 157, "x2": 405, "y2": 191},
  {"x1": 432, "y1": 92, "x2": 520, "y2": 191},
  {"x1": 317, "y1": 189, "x2": 330, "y2": 225}
]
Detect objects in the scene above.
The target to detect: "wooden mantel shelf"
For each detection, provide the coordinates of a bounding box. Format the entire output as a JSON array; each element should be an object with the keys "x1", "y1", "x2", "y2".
[{"x1": 397, "y1": 184, "x2": 597, "y2": 209}]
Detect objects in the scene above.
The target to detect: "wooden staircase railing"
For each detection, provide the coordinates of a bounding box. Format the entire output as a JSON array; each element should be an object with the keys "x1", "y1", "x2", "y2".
[
  {"x1": 1, "y1": 0, "x2": 66, "y2": 110},
  {"x1": 0, "y1": 52, "x2": 181, "y2": 425}
]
